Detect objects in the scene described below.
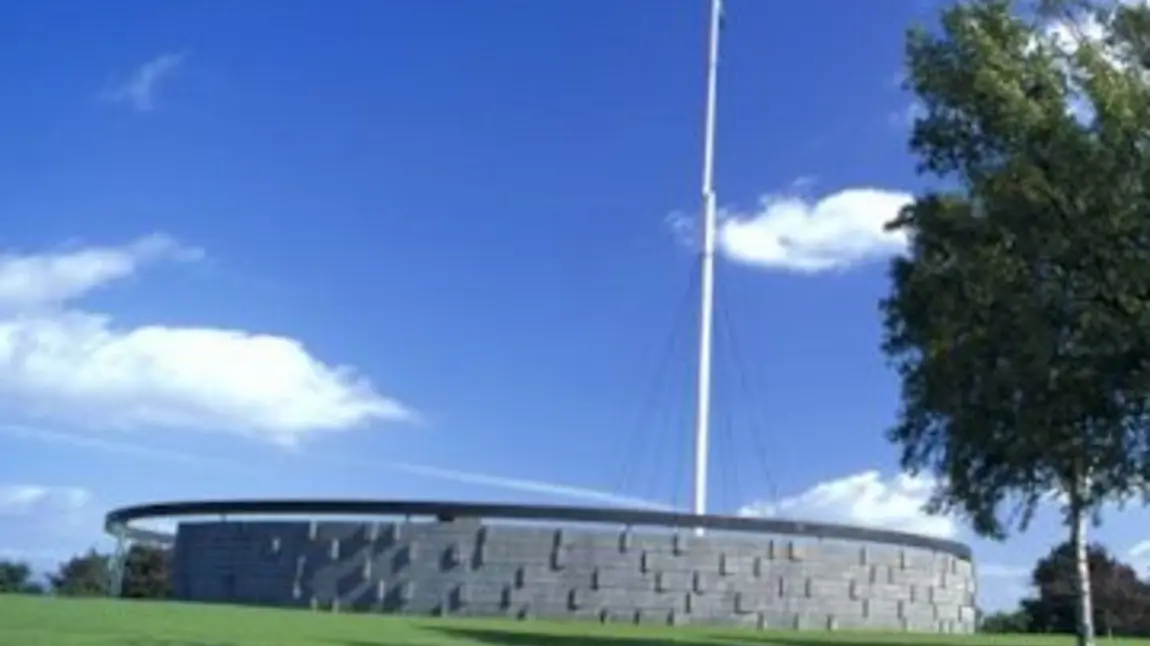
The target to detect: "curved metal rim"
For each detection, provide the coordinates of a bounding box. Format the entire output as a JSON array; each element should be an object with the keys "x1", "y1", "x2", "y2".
[{"x1": 105, "y1": 498, "x2": 972, "y2": 560}]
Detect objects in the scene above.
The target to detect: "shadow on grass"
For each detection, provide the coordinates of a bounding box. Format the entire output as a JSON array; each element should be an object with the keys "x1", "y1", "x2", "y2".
[
  {"x1": 333, "y1": 628, "x2": 719, "y2": 646},
  {"x1": 450, "y1": 629, "x2": 708, "y2": 645},
  {"x1": 719, "y1": 636, "x2": 966, "y2": 646},
  {"x1": 413, "y1": 627, "x2": 969, "y2": 646},
  {"x1": 344, "y1": 629, "x2": 714, "y2": 646},
  {"x1": 416, "y1": 627, "x2": 902, "y2": 646},
  {"x1": 332, "y1": 624, "x2": 1016, "y2": 646},
  {"x1": 121, "y1": 641, "x2": 236, "y2": 646}
]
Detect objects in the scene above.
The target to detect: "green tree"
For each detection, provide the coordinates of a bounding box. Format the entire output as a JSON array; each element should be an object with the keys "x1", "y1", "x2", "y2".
[
  {"x1": 881, "y1": 2, "x2": 1150, "y2": 645},
  {"x1": 0, "y1": 559, "x2": 42, "y2": 594},
  {"x1": 1024, "y1": 541, "x2": 1150, "y2": 636},
  {"x1": 50, "y1": 549, "x2": 109, "y2": 597},
  {"x1": 120, "y1": 544, "x2": 171, "y2": 600}
]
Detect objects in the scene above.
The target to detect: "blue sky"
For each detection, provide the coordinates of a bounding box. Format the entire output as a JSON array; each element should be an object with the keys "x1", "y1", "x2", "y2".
[{"x1": 0, "y1": 0, "x2": 1144, "y2": 613}]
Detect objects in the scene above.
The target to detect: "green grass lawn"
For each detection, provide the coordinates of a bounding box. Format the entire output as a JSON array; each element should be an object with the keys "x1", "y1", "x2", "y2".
[{"x1": 0, "y1": 594, "x2": 1141, "y2": 646}]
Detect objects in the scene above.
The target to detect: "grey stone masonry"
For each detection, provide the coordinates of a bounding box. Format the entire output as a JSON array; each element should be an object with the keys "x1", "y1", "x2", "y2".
[{"x1": 171, "y1": 518, "x2": 977, "y2": 633}]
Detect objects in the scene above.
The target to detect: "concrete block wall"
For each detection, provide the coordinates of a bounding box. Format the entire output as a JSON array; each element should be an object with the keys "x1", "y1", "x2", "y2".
[{"x1": 171, "y1": 518, "x2": 976, "y2": 633}]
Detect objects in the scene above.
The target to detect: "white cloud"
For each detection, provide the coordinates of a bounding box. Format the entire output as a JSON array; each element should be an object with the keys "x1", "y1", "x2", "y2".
[
  {"x1": 674, "y1": 188, "x2": 913, "y2": 274},
  {"x1": 1129, "y1": 540, "x2": 1150, "y2": 559},
  {"x1": 897, "y1": 5, "x2": 1137, "y2": 136},
  {"x1": 0, "y1": 485, "x2": 90, "y2": 515},
  {"x1": 0, "y1": 484, "x2": 106, "y2": 568},
  {"x1": 889, "y1": 101, "x2": 926, "y2": 129},
  {"x1": 1040, "y1": 14, "x2": 1108, "y2": 123},
  {"x1": 1033, "y1": 1, "x2": 1150, "y2": 123},
  {"x1": 1041, "y1": 4, "x2": 1124, "y2": 66},
  {"x1": 0, "y1": 235, "x2": 412, "y2": 446},
  {"x1": 0, "y1": 234, "x2": 199, "y2": 311},
  {"x1": 739, "y1": 470, "x2": 957, "y2": 539},
  {"x1": 100, "y1": 52, "x2": 188, "y2": 112},
  {"x1": 1126, "y1": 539, "x2": 1150, "y2": 576}
]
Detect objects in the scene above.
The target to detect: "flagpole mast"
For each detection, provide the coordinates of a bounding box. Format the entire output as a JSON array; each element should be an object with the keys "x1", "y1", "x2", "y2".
[{"x1": 692, "y1": 0, "x2": 723, "y2": 532}]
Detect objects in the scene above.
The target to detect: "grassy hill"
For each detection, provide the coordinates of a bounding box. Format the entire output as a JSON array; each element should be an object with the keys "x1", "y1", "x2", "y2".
[{"x1": 0, "y1": 594, "x2": 1140, "y2": 646}]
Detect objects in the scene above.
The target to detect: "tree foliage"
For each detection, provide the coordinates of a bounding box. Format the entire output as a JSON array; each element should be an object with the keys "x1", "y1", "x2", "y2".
[
  {"x1": 0, "y1": 559, "x2": 43, "y2": 594},
  {"x1": 883, "y1": 1, "x2": 1150, "y2": 643},
  {"x1": 120, "y1": 544, "x2": 171, "y2": 600},
  {"x1": 984, "y1": 540, "x2": 1150, "y2": 636},
  {"x1": 885, "y1": 0, "x2": 1150, "y2": 540},
  {"x1": 45, "y1": 544, "x2": 173, "y2": 600},
  {"x1": 1025, "y1": 541, "x2": 1150, "y2": 635},
  {"x1": 43, "y1": 543, "x2": 173, "y2": 600},
  {"x1": 50, "y1": 549, "x2": 109, "y2": 597}
]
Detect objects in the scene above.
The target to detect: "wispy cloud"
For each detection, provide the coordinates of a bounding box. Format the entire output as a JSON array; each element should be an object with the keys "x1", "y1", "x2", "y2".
[
  {"x1": 0, "y1": 424, "x2": 665, "y2": 510},
  {"x1": 888, "y1": 101, "x2": 925, "y2": 130},
  {"x1": 99, "y1": 52, "x2": 188, "y2": 113},
  {"x1": 0, "y1": 423, "x2": 244, "y2": 471},
  {"x1": 0, "y1": 484, "x2": 90, "y2": 515},
  {"x1": 0, "y1": 483, "x2": 98, "y2": 562},
  {"x1": 382, "y1": 462, "x2": 672, "y2": 510}
]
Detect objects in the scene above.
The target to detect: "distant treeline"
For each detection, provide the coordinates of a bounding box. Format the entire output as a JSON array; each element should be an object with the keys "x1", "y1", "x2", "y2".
[
  {"x1": 982, "y1": 541, "x2": 1150, "y2": 637},
  {"x1": 0, "y1": 544, "x2": 170, "y2": 600}
]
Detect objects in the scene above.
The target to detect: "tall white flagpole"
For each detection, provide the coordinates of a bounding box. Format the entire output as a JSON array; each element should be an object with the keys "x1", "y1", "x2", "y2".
[{"x1": 692, "y1": 0, "x2": 723, "y2": 533}]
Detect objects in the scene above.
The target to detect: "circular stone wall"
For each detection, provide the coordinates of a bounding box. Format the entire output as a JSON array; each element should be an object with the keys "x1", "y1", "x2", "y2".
[{"x1": 108, "y1": 501, "x2": 977, "y2": 633}]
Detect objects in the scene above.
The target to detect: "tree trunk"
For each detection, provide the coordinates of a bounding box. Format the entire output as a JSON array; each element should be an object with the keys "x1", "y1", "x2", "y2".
[{"x1": 1070, "y1": 490, "x2": 1096, "y2": 646}]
